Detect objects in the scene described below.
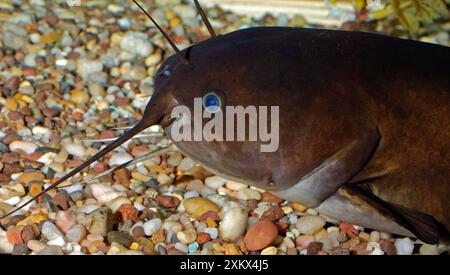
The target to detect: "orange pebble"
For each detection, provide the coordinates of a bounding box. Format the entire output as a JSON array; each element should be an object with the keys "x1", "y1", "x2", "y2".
[
  {"x1": 6, "y1": 226, "x2": 23, "y2": 245},
  {"x1": 117, "y1": 204, "x2": 138, "y2": 222}
]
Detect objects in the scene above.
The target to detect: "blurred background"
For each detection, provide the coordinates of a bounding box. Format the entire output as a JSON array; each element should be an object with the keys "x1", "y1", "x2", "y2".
[{"x1": 198, "y1": 0, "x2": 450, "y2": 44}]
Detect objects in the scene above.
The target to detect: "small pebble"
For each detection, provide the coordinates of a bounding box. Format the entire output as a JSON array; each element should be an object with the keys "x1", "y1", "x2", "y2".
[
  {"x1": 244, "y1": 220, "x2": 278, "y2": 251},
  {"x1": 177, "y1": 229, "x2": 197, "y2": 244},
  {"x1": 9, "y1": 141, "x2": 37, "y2": 154},
  {"x1": 394, "y1": 237, "x2": 414, "y2": 255},
  {"x1": 183, "y1": 197, "x2": 220, "y2": 218},
  {"x1": 41, "y1": 222, "x2": 64, "y2": 241},
  {"x1": 219, "y1": 207, "x2": 248, "y2": 241},
  {"x1": 143, "y1": 218, "x2": 162, "y2": 236},
  {"x1": 296, "y1": 215, "x2": 326, "y2": 235},
  {"x1": 66, "y1": 224, "x2": 87, "y2": 243}
]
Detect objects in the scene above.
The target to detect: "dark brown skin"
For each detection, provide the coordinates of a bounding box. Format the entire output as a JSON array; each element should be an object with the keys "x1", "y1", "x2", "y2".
[{"x1": 2, "y1": 27, "x2": 449, "y2": 244}]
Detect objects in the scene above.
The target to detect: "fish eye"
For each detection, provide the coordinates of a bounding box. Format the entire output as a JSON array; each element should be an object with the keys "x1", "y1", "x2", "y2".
[{"x1": 203, "y1": 92, "x2": 222, "y2": 113}]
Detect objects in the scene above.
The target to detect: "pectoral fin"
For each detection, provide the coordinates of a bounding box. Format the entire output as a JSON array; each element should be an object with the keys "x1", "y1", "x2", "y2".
[{"x1": 274, "y1": 129, "x2": 381, "y2": 208}]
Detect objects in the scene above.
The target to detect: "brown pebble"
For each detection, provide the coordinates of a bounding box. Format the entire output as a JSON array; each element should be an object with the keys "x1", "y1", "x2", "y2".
[
  {"x1": 4, "y1": 76, "x2": 20, "y2": 94},
  {"x1": 2, "y1": 132, "x2": 21, "y2": 145},
  {"x1": 72, "y1": 111, "x2": 83, "y2": 121},
  {"x1": 1, "y1": 152, "x2": 21, "y2": 164},
  {"x1": 21, "y1": 225, "x2": 37, "y2": 242},
  {"x1": 99, "y1": 130, "x2": 116, "y2": 141},
  {"x1": 196, "y1": 232, "x2": 211, "y2": 245},
  {"x1": 67, "y1": 159, "x2": 85, "y2": 168},
  {"x1": 261, "y1": 205, "x2": 284, "y2": 221},
  {"x1": 132, "y1": 226, "x2": 145, "y2": 238},
  {"x1": 52, "y1": 193, "x2": 70, "y2": 210},
  {"x1": 244, "y1": 220, "x2": 278, "y2": 251},
  {"x1": 247, "y1": 199, "x2": 258, "y2": 209},
  {"x1": 113, "y1": 168, "x2": 131, "y2": 186},
  {"x1": 287, "y1": 247, "x2": 298, "y2": 255},
  {"x1": 115, "y1": 97, "x2": 130, "y2": 106},
  {"x1": 156, "y1": 195, "x2": 180, "y2": 208},
  {"x1": 130, "y1": 145, "x2": 150, "y2": 158},
  {"x1": 380, "y1": 239, "x2": 397, "y2": 255},
  {"x1": 7, "y1": 111, "x2": 22, "y2": 121},
  {"x1": 12, "y1": 243, "x2": 29, "y2": 255},
  {"x1": 3, "y1": 163, "x2": 24, "y2": 175},
  {"x1": 198, "y1": 210, "x2": 220, "y2": 221},
  {"x1": 307, "y1": 242, "x2": 323, "y2": 255},
  {"x1": 22, "y1": 68, "x2": 37, "y2": 77},
  {"x1": 41, "y1": 107, "x2": 59, "y2": 117},
  {"x1": 27, "y1": 151, "x2": 44, "y2": 161},
  {"x1": 80, "y1": 246, "x2": 89, "y2": 254},
  {"x1": 44, "y1": 14, "x2": 59, "y2": 26},
  {"x1": 93, "y1": 162, "x2": 109, "y2": 173},
  {"x1": 0, "y1": 173, "x2": 10, "y2": 182}
]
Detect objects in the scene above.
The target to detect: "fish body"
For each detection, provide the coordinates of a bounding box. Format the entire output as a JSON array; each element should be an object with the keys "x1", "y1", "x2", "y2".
[{"x1": 158, "y1": 27, "x2": 450, "y2": 243}]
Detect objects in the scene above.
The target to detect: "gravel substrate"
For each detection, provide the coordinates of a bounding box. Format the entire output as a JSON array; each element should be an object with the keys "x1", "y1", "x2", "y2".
[{"x1": 0, "y1": 0, "x2": 448, "y2": 255}]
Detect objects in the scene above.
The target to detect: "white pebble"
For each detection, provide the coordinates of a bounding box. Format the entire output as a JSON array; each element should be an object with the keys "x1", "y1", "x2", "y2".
[
  {"x1": 178, "y1": 158, "x2": 196, "y2": 171},
  {"x1": 9, "y1": 140, "x2": 37, "y2": 154},
  {"x1": 0, "y1": 237, "x2": 13, "y2": 253},
  {"x1": 47, "y1": 236, "x2": 66, "y2": 247},
  {"x1": 76, "y1": 58, "x2": 104, "y2": 81},
  {"x1": 219, "y1": 207, "x2": 248, "y2": 241},
  {"x1": 370, "y1": 247, "x2": 385, "y2": 255},
  {"x1": 30, "y1": 33, "x2": 40, "y2": 43},
  {"x1": 42, "y1": 221, "x2": 64, "y2": 241},
  {"x1": 395, "y1": 237, "x2": 414, "y2": 255},
  {"x1": 63, "y1": 184, "x2": 84, "y2": 194},
  {"x1": 90, "y1": 184, "x2": 123, "y2": 203},
  {"x1": 143, "y1": 218, "x2": 162, "y2": 236},
  {"x1": 120, "y1": 32, "x2": 153, "y2": 57},
  {"x1": 63, "y1": 143, "x2": 86, "y2": 158},
  {"x1": 109, "y1": 152, "x2": 133, "y2": 166},
  {"x1": 205, "y1": 176, "x2": 227, "y2": 190},
  {"x1": 225, "y1": 180, "x2": 248, "y2": 191},
  {"x1": 79, "y1": 204, "x2": 100, "y2": 214},
  {"x1": 134, "y1": 201, "x2": 146, "y2": 211},
  {"x1": 3, "y1": 196, "x2": 20, "y2": 205},
  {"x1": 203, "y1": 227, "x2": 218, "y2": 239},
  {"x1": 184, "y1": 190, "x2": 200, "y2": 199}
]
